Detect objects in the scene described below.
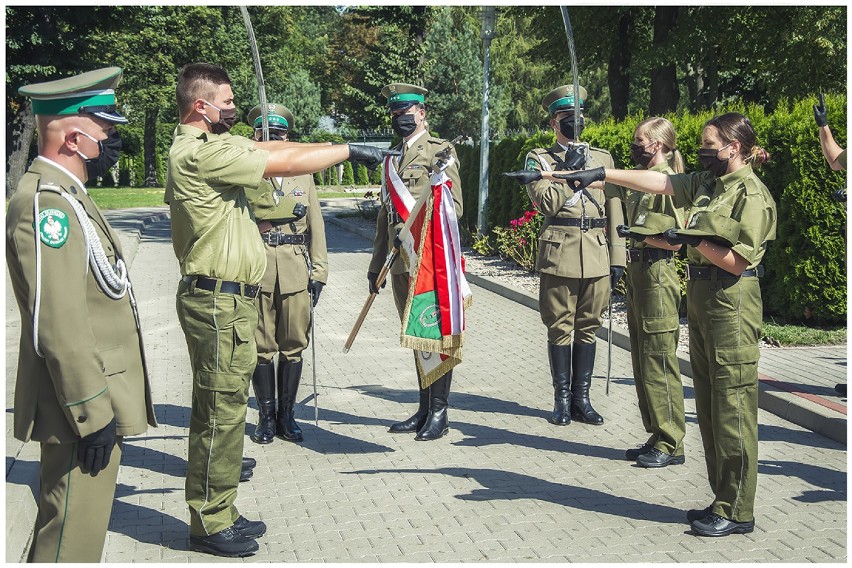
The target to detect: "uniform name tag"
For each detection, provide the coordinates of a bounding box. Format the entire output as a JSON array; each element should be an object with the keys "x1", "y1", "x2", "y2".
[{"x1": 37, "y1": 208, "x2": 70, "y2": 248}]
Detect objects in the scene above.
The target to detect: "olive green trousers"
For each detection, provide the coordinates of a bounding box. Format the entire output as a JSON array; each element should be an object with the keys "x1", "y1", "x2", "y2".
[
  {"x1": 177, "y1": 279, "x2": 257, "y2": 536},
  {"x1": 625, "y1": 257, "x2": 686, "y2": 456},
  {"x1": 539, "y1": 273, "x2": 609, "y2": 345},
  {"x1": 687, "y1": 275, "x2": 761, "y2": 522},
  {"x1": 255, "y1": 283, "x2": 311, "y2": 363},
  {"x1": 27, "y1": 438, "x2": 123, "y2": 563}
]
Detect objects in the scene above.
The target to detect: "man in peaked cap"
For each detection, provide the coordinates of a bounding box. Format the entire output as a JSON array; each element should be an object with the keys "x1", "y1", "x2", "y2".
[
  {"x1": 245, "y1": 103, "x2": 328, "y2": 446},
  {"x1": 516, "y1": 84, "x2": 626, "y2": 428},
  {"x1": 369, "y1": 82, "x2": 464, "y2": 442},
  {"x1": 6, "y1": 67, "x2": 157, "y2": 562}
]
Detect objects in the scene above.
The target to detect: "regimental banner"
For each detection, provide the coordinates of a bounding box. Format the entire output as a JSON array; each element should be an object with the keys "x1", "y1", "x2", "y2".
[
  {"x1": 398, "y1": 164, "x2": 472, "y2": 388},
  {"x1": 381, "y1": 154, "x2": 415, "y2": 222}
]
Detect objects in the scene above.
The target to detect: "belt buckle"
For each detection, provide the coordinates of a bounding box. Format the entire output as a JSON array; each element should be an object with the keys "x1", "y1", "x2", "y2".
[
  {"x1": 271, "y1": 233, "x2": 281, "y2": 246},
  {"x1": 580, "y1": 216, "x2": 591, "y2": 232}
]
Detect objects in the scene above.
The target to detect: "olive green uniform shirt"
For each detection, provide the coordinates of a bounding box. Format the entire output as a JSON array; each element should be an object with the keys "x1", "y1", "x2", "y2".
[
  {"x1": 606, "y1": 163, "x2": 686, "y2": 246},
  {"x1": 669, "y1": 165, "x2": 777, "y2": 267},
  {"x1": 165, "y1": 125, "x2": 269, "y2": 284}
]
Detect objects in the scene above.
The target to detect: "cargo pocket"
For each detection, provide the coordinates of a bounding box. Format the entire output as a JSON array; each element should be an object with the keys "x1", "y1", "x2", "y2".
[
  {"x1": 195, "y1": 371, "x2": 249, "y2": 425},
  {"x1": 642, "y1": 315, "x2": 679, "y2": 335},
  {"x1": 229, "y1": 318, "x2": 256, "y2": 375},
  {"x1": 642, "y1": 315, "x2": 679, "y2": 354},
  {"x1": 713, "y1": 345, "x2": 760, "y2": 389}
]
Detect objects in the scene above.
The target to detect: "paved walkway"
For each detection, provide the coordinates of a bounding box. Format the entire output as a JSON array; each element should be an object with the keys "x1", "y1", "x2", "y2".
[{"x1": 5, "y1": 205, "x2": 847, "y2": 562}]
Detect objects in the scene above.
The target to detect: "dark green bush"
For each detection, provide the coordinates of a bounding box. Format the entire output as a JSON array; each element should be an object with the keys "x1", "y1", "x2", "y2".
[
  {"x1": 341, "y1": 160, "x2": 355, "y2": 185},
  {"x1": 355, "y1": 163, "x2": 370, "y2": 185}
]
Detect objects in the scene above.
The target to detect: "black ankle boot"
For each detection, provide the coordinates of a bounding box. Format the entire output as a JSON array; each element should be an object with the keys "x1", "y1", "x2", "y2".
[
  {"x1": 547, "y1": 343, "x2": 572, "y2": 425},
  {"x1": 250, "y1": 362, "x2": 276, "y2": 444},
  {"x1": 415, "y1": 371, "x2": 452, "y2": 441},
  {"x1": 571, "y1": 342, "x2": 604, "y2": 425},
  {"x1": 389, "y1": 375, "x2": 430, "y2": 433},
  {"x1": 276, "y1": 359, "x2": 304, "y2": 442}
]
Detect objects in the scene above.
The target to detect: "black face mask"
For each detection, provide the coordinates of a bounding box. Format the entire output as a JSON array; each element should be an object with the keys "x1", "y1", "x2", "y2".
[
  {"x1": 630, "y1": 142, "x2": 656, "y2": 168},
  {"x1": 392, "y1": 113, "x2": 418, "y2": 138},
  {"x1": 698, "y1": 144, "x2": 731, "y2": 177},
  {"x1": 77, "y1": 130, "x2": 122, "y2": 180},
  {"x1": 203, "y1": 101, "x2": 237, "y2": 134},
  {"x1": 558, "y1": 115, "x2": 585, "y2": 140}
]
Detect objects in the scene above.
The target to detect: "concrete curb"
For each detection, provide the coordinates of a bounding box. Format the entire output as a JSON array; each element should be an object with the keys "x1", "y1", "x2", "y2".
[{"x1": 331, "y1": 216, "x2": 844, "y2": 444}]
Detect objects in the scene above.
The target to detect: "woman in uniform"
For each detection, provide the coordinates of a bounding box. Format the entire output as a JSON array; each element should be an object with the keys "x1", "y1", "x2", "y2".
[
  {"x1": 609, "y1": 117, "x2": 688, "y2": 468},
  {"x1": 528, "y1": 112, "x2": 776, "y2": 538}
]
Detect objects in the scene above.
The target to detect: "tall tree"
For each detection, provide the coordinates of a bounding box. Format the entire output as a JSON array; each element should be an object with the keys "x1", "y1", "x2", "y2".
[{"x1": 648, "y1": 6, "x2": 679, "y2": 115}]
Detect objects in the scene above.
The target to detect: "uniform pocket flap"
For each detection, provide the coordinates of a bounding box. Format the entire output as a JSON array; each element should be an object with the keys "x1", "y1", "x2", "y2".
[
  {"x1": 402, "y1": 168, "x2": 425, "y2": 181},
  {"x1": 197, "y1": 371, "x2": 245, "y2": 393},
  {"x1": 100, "y1": 345, "x2": 127, "y2": 376},
  {"x1": 715, "y1": 345, "x2": 760, "y2": 365},
  {"x1": 233, "y1": 320, "x2": 253, "y2": 344},
  {"x1": 642, "y1": 315, "x2": 679, "y2": 334},
  {"x1": 539, "y1": 227, "x2": 562, "y2": 245}
]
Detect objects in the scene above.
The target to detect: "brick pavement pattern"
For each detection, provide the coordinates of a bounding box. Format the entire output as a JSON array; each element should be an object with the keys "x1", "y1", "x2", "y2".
[{"x1": 6, "y1": 208, "x2": 847, "y2": 562}]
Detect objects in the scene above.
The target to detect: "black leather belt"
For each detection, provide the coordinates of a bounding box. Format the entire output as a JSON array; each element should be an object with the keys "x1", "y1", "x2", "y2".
[
  {"x1": 548, "y1": 216, "x2": 607, "y2": 231},
  {"x1": 627, "y1": 248, "x2": 674, "y2": 263},
  {"x1": 686, "y1": 265, "x2": 764, "y2": 280},
  {"x1": 261, "y1": 232, "x2": 310, "y2": 246},
  {"x1": 183, "y1": 275, "x2": 261, "y2": 298}
]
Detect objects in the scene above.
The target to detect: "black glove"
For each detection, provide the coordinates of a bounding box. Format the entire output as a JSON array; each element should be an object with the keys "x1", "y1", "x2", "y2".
[
  {"x1": 292, "y1": 203, "x2": 307, "y2": 220},
  {"x1": 832, "y1": 188, "x2": 847, "y2": 202},
  {"x1": 552, "y1": 167, "x2": 606, "y2": 191},
  {"x1": 349, "y1": 144, "x2": 398, "y2": 170},
  {"x1": 77, "y1": 417, "x2": 116, "y2": 475},
  {"x1": 663, "y1": 228, "x2": 702, "y2": 247},
  {"x1": 308, "y1": 280, "x2": 324, "y2": 306},
  {"x1": 393, "y1": 231, "x2": 402, "y2": 250},
  {"x1": 367, "y1": 271, "x2": 386, "y2": 295},
  {"x1": 616, "y1": 224, "x2": 646, "y2": 242},
  {"x1": 554, "y1": 147, "x2": 587, "y2": 171},
  {"x1": 813, "y1": 93, "x2": 828, "y2": 127},
  {"x1": 503, "y1": 170, "x2": 542, "y2": 184},
  {"x1": 610, "y1": 266, "x2": 625, "y2": 291}
]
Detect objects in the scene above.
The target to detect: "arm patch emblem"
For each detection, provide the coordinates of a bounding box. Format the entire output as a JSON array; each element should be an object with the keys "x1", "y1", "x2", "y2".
[
  {"x1": 526, "y1": 158, "x2": 539, "y2": 171},
  {"x1": 36, "y1": 208, "x2": 70, "y2": 248}
]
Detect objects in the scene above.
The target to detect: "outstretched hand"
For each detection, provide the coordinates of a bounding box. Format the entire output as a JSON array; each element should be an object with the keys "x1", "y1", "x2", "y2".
[
  {"x1": 503, "y1": 170, "x2": 542, "y2": 184},
  {"x1": 349, "y1": 144, "x2": 399, "y2": 170},
  {"x1": 616, "y1": 224, "x2": 645, "y2": 242},
  {"x1": 663, "y1": 228, "x2": 702, "y2": 247},
  {"x1": 552, "y1": 167, "x2": 606, "y2": 191}
]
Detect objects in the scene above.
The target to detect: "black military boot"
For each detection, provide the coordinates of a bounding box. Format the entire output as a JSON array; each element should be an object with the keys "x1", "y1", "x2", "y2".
[
  {"x1": 415, "y1": 371, "x2": 452, "y2": 441},
  {"x1": 276, "y1": 359, "x2": 304, "y2": 442},
  {"x1": 388, "y1": 375, "x2": 430, "y2": 433},
  {"x1": 570, "y1": 342, "x2": 604, "y2": 425},
  {"x1": 250, "y1": 362, "x2": 276, "y2": 444},
  {"x1": 547, "y1": 343, "x2": 572, "y2": 425}
]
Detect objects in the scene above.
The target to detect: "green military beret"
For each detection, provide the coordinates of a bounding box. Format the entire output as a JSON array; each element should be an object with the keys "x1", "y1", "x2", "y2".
[
  {"x1": 541, "y1": 84, "x2": 587, "y2": 116},
  {"x1": 18, "y1": 66, "x2": 128, "y2": 124},
  {"x1": 381, "y1": 83, "x2": 428, "y2": 110},
  {"x1": 248, "y1": 103, "x2": 294, "y2": 131},
  {"x1": 629, "y1": 211, "x2": 678, "y2": 237},
  {"x1": 677, "y1": 209, "x2": 742, "y2": 248}
]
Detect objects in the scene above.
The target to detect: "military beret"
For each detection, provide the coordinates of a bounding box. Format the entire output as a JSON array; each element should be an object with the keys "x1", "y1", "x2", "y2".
[
  {"x1": 677, "y1": 209, "x2": 742, "y2": 248},
  {"x1": 381, "y1": 83, "x2": 428, "y2": 110},
  {"x1": 541, "y1": 84, "x2": 587, "y2": 116},
  {"x1": 628, "y1": 211, "x2": 678, "y2": 237},
  {"x1": 248, "y1": 103, "x2": 294, "y2": 131},
  {"x1": 18, "y1": 67, "x2": 128, "y2": 124}
]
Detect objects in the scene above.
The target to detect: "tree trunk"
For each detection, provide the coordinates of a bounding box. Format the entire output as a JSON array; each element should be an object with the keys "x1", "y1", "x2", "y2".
[
  {"x1": 649, "y1": 6, "x2": 679, "y2": 115},
  {"x1": 6, "y1": 101, "x2": 36, "y2": 197},
  {"x1": 607, "y1": 10, "x2": 633, "y2": 121},
  {"x1": 143, "y1": 107, "x2": 160, "y2": 187}
]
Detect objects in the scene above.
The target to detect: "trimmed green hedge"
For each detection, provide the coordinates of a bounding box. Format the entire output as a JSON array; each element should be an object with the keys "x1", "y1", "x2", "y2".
[{"x1": 459, "y1": 95, "x2": 847, "y2": 323}]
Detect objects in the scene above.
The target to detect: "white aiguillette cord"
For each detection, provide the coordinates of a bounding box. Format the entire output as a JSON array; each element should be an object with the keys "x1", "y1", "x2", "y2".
[{"x1": 32, "y1": 191, "x2": 134, "y2": 357}]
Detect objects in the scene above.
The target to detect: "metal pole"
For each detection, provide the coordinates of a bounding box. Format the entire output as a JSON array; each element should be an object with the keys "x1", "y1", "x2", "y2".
[{"x1": 478, "y1": 7, "x2": 497, "y2": 236}]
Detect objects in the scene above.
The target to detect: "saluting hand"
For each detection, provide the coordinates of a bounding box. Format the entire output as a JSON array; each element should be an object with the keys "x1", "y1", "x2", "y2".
[
  {"x1": 552, "y1": 167, "x2": 606, "y2": 191},
  {"x1": 77, "y1": 417, "x2": 117, "y2": 475},
  {"x1": 503, "y1": 170, "x2": 542, "y2": 184},
  {"x1": 349, "y1": 144, "x2": 400, "y2": 170},
  {"x1": 813, "y1": 93, "x2": 828, "y2": 127}
]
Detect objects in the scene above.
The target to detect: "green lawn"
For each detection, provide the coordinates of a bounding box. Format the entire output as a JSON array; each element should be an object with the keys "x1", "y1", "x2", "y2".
[
  {"x1": 89, "y1": 187, "x2": 166, "y2": 209},
  {"x1": 761, "y1": 321, "x2": 846, "y2": 347}
]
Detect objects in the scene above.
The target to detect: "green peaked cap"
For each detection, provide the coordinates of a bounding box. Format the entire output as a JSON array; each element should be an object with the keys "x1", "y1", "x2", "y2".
[{"x1": 19, "y1": 67, "x2": 127, "y2": 124}]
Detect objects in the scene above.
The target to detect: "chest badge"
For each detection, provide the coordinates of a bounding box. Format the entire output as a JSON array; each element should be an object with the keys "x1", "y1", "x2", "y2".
[{"x1": 292, "y1": 190, "x2": 305, "y2": 197}]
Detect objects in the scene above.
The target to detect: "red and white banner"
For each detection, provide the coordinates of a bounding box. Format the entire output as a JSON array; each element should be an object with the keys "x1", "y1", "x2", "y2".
[{"x1": 381, "y1": 154, "x2": 416, "y2": 222}]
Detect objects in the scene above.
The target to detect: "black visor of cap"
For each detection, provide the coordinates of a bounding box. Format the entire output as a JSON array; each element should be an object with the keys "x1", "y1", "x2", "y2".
[{"x1": 79, "y1": 104, "x2": 128, "y2": 124}]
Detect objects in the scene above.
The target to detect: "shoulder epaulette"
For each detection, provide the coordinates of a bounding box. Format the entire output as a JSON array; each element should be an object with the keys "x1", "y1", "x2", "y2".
[{"x1": 36, "y1": 181, "x2": 63, "y2": 194}]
